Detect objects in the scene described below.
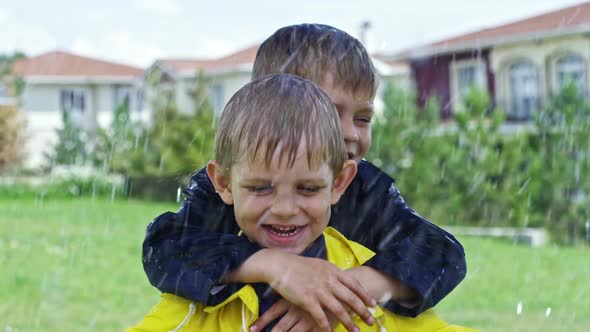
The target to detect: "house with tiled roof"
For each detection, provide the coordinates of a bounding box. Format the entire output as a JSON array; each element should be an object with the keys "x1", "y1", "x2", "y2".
[
  {"x1": 146, "y1": 44, "x2": 258, "y2": 115},
  {"x1": 146, "y1": 44, "x2": 410, "y2": 116},
  {"x1": 11, "y1": 50, "x2": 145, "y2": 166},
  {"x1": 394, "y1": 1, "x2": 590, "y2": 121}
]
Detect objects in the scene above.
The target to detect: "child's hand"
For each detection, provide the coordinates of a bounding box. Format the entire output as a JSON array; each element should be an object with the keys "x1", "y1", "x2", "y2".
[
  {"x1": 260, "y1": 252, "x2": 376, "y2": 332},
  {"x1": 249, "y1": 298, "x2": 327, "y2": 332}
]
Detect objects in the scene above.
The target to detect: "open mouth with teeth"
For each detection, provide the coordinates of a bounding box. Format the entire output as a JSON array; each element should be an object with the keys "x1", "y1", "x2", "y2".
[
  {"x1": 263, "y1": 225, "x2": 304, "y2": 237},
  {"x1": 347, "y1": 152, "x2": 355, "y2": 160},
  {"x1": 261, "y1": 224, "x2": 306, "y2": 247}
]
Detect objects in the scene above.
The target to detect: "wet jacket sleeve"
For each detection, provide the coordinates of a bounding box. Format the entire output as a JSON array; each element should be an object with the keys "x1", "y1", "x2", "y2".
[
  {"x1": 142, "y1": 168, "x2": 259, "y2": 304},
  {"x1": 331, "y1": 161, "x2": 466, "y2": 317}
]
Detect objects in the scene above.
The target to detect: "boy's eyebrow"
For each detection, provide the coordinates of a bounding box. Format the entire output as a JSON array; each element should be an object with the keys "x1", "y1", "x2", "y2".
[
  {"x1": 332, "y1": 102, "x2": 374, "y2": 112},
  {"x1": 296, "y1": 177, "x2": 329, "y2": 183},
  {"x1": 238, "y1": 177, "x2": 271, "y2": 183},
  {"x1": 238, "y1": 175, "x2": 329, "y2": 184}
]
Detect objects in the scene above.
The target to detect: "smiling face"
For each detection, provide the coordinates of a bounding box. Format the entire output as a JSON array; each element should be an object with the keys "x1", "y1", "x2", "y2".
[
  {"x1": 207, "y1": 139, "x2": 356, "y2": 254},
  {"x1": 209, "y1": 74, "x2": 357, "y2": 253},
  {"x1": 319, "y1": 74, "x2": 374, "y2": 163}
]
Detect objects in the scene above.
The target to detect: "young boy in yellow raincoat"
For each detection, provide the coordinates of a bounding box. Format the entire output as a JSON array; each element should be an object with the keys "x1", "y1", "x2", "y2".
[{"x1": 128, "y1": 74, "x2": 478, "y2": 332}]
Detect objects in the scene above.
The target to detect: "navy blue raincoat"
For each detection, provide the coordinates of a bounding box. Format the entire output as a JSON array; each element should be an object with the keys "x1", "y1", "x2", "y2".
[{"x1": 142, "y1": 160, "x2": 466, "y2": 317}]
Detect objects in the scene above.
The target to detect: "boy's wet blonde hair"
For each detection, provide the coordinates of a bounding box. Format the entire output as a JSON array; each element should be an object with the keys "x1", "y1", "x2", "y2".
[
  {"x1": 252, "y1": 24, "x2": 377, "y2": 98},
  {"x1": 215, "y1": 74, "x2": 346, "y2": 175}
]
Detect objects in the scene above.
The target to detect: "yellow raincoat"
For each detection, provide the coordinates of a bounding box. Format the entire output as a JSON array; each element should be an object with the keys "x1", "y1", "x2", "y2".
[{"x1": 128, "y1": 227, "x2": 478, "y2": 332}]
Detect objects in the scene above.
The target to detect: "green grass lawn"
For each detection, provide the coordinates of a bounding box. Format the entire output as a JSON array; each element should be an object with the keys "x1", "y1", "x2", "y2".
[{"x1": 1, "y1": 198, "x2": 588, "y2": 331}]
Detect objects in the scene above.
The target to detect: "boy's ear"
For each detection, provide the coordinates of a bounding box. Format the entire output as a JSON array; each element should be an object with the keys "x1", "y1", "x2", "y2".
[
  {"x1": 330, "y1": 160, "x2": 357, "y2": 205},
  {"x1": 206, "y1": 161, "x2": 234, "y2": 205}
]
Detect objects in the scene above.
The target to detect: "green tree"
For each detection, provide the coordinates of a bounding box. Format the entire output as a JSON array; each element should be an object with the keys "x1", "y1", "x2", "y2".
[
  {"x1": 443, "y1": 88, "x2": 532, "y2": 227},
  {"x1": 366, "y1": 83, "x2": 419, "y2": 175},
  {"x1": 531, "y1": 82, "x2": 590, "y2": 244},
  {"x1": 0, "y1": 52, "x2": 27, "y2": 172},
  {"x1": 45, "y1": 110, "x2": 90, "y2": 167},
  {"x1": 369, "y1": 86, "x2": 533, "y2": 228},
  {"x1": 116, "y1": 70, "x2": 217, "y2": 179},
  {"x1": 367, "y1": 85, "x2": 447, "y2": 222}
]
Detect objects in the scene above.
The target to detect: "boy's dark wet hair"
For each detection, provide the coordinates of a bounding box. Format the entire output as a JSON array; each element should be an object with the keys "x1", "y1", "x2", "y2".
[
  {"x1": 215, "y1": 73, "x2": 347, "y2": 175},
  {"x1": 252, "y1": 24, "x2": 377, "y2": 98}
]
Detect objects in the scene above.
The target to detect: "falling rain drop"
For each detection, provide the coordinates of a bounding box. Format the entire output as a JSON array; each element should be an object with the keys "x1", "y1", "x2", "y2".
[
  {"x1": 159, "y1": 155, "x2": 165, "y2": 173},
  {"x1": 39, "y1": 191, "x2": 46, "y2": 208},
  {"x1": 545, "y1": 307, "x2": 552, "y2": 317},
  {"x1": 134, "y1": 130, "x2": 140, "y2": 150},
  {"x1": 143, "y1": 135, "x2": 149, "y2": 154},
  {"x1": 517, "y1": 177, "x2": 531, "y2": 195},
  {"x1": 176, "y1": 187, "x2": 182, "y2": 203},
  {"x1": 111, "y1": 182, "x2": 116, "y2": 202},
  {"x1": 516, "y1": 301, "x2": 523, "y2": 315}
]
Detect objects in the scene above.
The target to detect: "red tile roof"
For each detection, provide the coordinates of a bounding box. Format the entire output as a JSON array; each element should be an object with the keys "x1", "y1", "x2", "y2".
[
  {"x1": 158, "y1": 44, "x2": 403, "y2": 76},
  {"x1": 12, "y1": 50, "x2": 143, "y2": 77},
  {"x1": 158, "y1": 44, "x2": 259, "y2": 74},
  {"x1": 396, "y1": 1, "x2": 590, "y2": 59},
  {"x1": 431, "y1": 1, "x2": 590, "y2": 49}
]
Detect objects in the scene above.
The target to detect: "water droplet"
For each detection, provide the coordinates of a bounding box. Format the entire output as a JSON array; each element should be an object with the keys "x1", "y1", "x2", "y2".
[
  {"x1": 111, "y1": 182, "x2": 116, "y2": 202},
  {"x1": 516, "y1": 301, "x2": 523, "y2": 315},
  {"x1": 545, "y1": 307, "x2": 551, "y2": 317},
  {"x1": 176, "y1": 187, "x2": 182, "y2": 203}
]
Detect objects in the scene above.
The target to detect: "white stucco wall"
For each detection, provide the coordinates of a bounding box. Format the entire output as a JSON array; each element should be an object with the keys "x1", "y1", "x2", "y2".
[
  {"x1": 154, "y1": 71, "x2": 251, "y2": 117},
  {"x1": 20, "y1": 79, "x2": 143, "y2": 168},
  {"x1": 21, "y1": 82, "x2": 96, "y2": 130},
  {"x1": 210, "y1": 72, "x2": 251, "y2": 112},
  {"x1": 175, "y1": 78, "x2": 194, "y2": 114},
  {"x1": 22, "y1": 111, "x2": 61, "y2": 167},
  {"x1": 490, "y1": 34, "x2": 590, "y2": 113},
  {"x1": 96, "y1": 84, "x2": 146, "y2": 128}
]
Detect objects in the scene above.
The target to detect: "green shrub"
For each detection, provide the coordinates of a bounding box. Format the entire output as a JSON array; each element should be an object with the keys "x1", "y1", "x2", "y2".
[
  {"x1": 110, "y1": 71, "x2": 217, "y2": 179},
  {"x1": 0, "y1": 166, "x2": 125, "y2": 200},
  {"x1": 0, "y1": 54, "x2": 27, "y2": 173},
  {"x1": 370, "y1": 84, "x2": 589, "y2": 245},
  {"x1": 530, "y1": 82, "x2": 590, "y2": 244}
]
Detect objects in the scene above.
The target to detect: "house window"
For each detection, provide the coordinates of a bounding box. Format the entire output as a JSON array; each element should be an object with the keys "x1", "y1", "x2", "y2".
[
  {"x1": 509, "y1": 61, "x2": 539, "y2": 120},
  {"x1": 209, "y1": 83, "x2": 224, "y2": 114},
  {"x1": 451, "y1": 60, "x2": 487, "y2": 105},
  {"x1": 136, "y1": 89, "x2": 144, "y2": 112},
  {"x1": 60, "y1": 89, "x2": 86, "y2": 113},
  {"x1": 557, "y1": 54, "x2": 587, "y2": 95},
  {"x1": 113, "y1": 85, "x2": 131, "y2": 109}
]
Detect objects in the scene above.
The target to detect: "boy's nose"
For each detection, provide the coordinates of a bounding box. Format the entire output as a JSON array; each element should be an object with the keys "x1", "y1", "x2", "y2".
[
  {"x1": 341, "y1": 117, "x2": 359, "y2": 143},
  {"x1": 270, "y1": 193, "x2": 298, "y2": 218}
]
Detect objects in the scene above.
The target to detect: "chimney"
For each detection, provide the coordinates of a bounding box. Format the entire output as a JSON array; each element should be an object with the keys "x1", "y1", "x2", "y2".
[{"x1": 359, "y1": 21, "x2": 371, "y2": 45}]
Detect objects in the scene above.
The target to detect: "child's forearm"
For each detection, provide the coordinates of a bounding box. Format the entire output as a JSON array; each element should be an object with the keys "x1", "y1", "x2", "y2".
[
  {"x1": 348, "y1": 266, "x2": 419, "y2": 307},
  {"x1": 220, "y1": 248, "x2": 281, "y2": 284}
]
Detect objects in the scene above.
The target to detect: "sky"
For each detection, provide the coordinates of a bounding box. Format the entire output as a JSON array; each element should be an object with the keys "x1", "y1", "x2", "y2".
[{"x1": 0, "y1": 0, "x2": 587, "y2": 68}]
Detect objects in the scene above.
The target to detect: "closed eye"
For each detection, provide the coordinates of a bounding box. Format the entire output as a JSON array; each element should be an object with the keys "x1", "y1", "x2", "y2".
[
  {"x1": 298, "y1": 185, "x2": 325, "y2": 195},
  {"x1": 245, "y1": 185, "x2": 272, "y2": 194},
  {"x1": 355, "y1": 115, "x2": 372, "y2": 124}
]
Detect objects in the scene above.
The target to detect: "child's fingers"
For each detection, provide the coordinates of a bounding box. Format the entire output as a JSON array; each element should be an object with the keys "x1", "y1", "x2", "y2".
[
  {"x1": 251, "y1": 299, "x2": 289, "y2": 332},
  {"x1": 330, "y1": 281, "x2": 374, "y2": 326},
  {"x1": 320, "y1": 293, "x2": 360, "y2": 332},
  {"x1": 289, "y1": 318, "x2": 314, "y2": 332},
  {"x1": 269, "y1": 308, "x2": 300, "y2": 332},
  {"x1": 338, "y1": 272, "x2": 376, "y2": 307},
  {"x1": 306, "y1": 302, "x2": 332, "y2": 332}
]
